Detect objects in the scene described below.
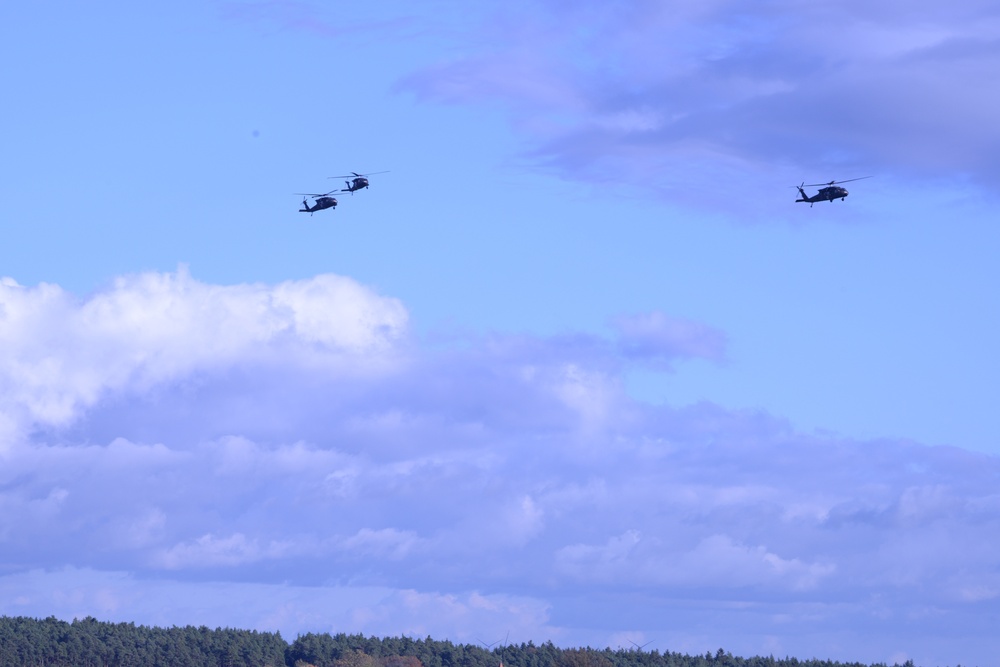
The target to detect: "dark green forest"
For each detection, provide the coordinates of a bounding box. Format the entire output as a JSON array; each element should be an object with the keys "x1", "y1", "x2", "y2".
[{"x1": 0, "y1": 615, "x2": 920, "y2": 667}]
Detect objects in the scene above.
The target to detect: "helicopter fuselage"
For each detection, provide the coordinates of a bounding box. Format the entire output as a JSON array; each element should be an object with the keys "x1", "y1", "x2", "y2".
[
  {"x1": 343, "y1": 177, "x2": 369, "y2": 193},
  {"x1": 796, "y1": 185, "x2": 848, "y2": 206},
  {"x1": 330, "y1": 171, "x2": 387, "y2": 193},
  {"x1": 300, "y1": 196, "x2": 338, "y2": 213}
]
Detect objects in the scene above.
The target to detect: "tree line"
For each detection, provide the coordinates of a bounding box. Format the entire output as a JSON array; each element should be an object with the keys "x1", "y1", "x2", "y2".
[{"x1": 0, "y1": 616, "x2": 918, "y2": 667}]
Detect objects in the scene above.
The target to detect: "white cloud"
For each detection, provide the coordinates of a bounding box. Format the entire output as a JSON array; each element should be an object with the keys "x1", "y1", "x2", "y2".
[
  {"x1": 155, "y1": 533, "x2": 278, "y2": 569},
  {"x1": 342, "y1": 528, "x2": 420, "y2": 560},
  {"x1": 500, "y1": 496, "x2": 545, "y2": 546},
  {"x1": 555, "y1": 530, "x2": 641, "y2": 579},
  {"x1": 549, "y1": 363, "x2": 620, "y2": 433},
  {"x1": 555, "y1": 531, "x2": 834, "y2": 592},
  {"x1": 1, "y1": 271, "x2": 999, "y2": 666},
  {"x1": 0, "y1": 268, "x2": 407, "y2": 436},
  {"x1": 678, "y1": 534, "x2": 836, "y2": 591}
]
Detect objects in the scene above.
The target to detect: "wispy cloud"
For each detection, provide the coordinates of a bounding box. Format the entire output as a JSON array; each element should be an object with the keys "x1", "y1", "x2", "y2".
[
  {"x1": 614, "y1": 311, "x2": 727, "y2": 369},
  {"x1": 393, "y1": 1, "x2": 1000, "y2": 206}
]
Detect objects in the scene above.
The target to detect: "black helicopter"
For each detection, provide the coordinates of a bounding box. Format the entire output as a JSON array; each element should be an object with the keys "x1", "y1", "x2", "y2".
[
  {"x1": 330, "y1": 171, "x2": 389, "y2": 194},
  {"x1": 297, "y1": 190, "x2": 339, "y2": 215},
  {"x1": 795, "y1": 177, "x2": 871, "y2": 207}
]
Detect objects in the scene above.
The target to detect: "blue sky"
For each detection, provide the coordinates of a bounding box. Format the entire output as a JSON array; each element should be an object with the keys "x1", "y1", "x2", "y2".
[{"x1": 1, "y1": 2, "x2": 999, "y2": 666}]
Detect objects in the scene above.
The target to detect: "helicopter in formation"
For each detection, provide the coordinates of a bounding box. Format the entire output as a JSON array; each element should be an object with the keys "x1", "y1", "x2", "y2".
[
  {"x1": 795, "y1": 177, "x2": 871, "y2": 207},
  {"x1": 300, "y1": 171, "x2": 872, "y2": 214},
  {"x1": 297, "y1": 190, "x2": 339, "y2": 215},
  {"x1": 295, "y1": 171, "x2": 389, "y2": 214},
  {"x1": 331, "y1": 171, "x2": 390, "y2": 194}
]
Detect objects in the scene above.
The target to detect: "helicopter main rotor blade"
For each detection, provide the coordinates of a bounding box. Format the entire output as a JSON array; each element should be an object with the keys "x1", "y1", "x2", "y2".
[
  {"x1": 328, "y1": 171, "x2": 390, "y2": 178},
  {"x1": 803, "y1": 176, "x2": 873, "y2": 187}
]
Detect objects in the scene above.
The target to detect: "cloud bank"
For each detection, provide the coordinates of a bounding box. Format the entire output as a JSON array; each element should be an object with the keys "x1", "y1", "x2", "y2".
[
  {"x1": 395, "y1": 0, "x2": 1000, "y2": 206},
  {"x1": 1, "y1": 270, "x2": 998, "y2": 666}
]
